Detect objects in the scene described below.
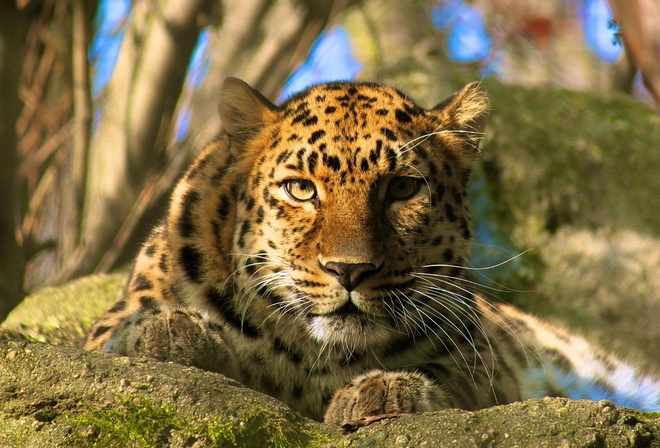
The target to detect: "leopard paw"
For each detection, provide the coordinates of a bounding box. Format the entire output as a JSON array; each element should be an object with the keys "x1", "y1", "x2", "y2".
[
  {"x1": 323, "y1": 370, "x2": 447, "y2": 425},
  {"x1": 107, "y1": 306, "x2": 241, "y2": 380}
]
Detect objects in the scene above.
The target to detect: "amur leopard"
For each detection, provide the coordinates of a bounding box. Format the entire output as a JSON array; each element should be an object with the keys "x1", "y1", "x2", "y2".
[{"x1": 85, "y1": 78, "x2": 660, "y2": 424}]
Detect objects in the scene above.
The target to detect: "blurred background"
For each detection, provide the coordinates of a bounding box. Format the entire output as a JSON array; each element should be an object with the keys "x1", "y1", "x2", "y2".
[{"x1": 0, "y1": 0, "x2": 658, "y2": 322}]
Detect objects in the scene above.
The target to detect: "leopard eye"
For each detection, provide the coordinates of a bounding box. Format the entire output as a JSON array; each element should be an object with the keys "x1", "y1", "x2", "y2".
[
  {"x1": 284, "y1": 179, "x2": 317, "y2": 202},
  {"x1": 387, "y1": 177, "x2": 422, "y2": 201}
]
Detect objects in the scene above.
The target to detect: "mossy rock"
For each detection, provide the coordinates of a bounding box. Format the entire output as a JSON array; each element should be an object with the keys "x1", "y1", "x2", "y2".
[
  {"x1": 0, "y1": 340, "x2": 336, "y2": 447},
  {"x1": 0, "y1": 272, "x2": 127, "y2": 347},
  {"x1": 0, "y1": 339, "x2": 659, "y2": 447}
]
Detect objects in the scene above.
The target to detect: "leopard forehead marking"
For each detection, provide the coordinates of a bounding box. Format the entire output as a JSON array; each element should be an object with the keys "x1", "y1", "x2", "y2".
[
  {"x1": 246, "y1": 83, "x2": 447, "y2": 212},
  {"x1": 276, "y1": 83, "x2": 426, "y2": 179}
]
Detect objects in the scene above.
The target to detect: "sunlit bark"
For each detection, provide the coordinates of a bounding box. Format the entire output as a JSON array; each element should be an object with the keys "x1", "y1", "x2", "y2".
[{"x1": 609, "y1": 0, "x2": 660, "y2": 106}]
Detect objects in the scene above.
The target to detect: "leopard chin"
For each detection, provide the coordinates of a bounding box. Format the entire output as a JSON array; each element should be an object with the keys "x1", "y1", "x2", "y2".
[{"x1": 308, "y1": 312, "x2": 395, "y2": 350}]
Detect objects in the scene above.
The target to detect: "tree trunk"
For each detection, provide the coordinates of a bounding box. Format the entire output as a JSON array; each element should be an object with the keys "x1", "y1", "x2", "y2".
[
  {"x1": 343, "y1": 0, "x2": 441, "y2": 79},
  {"x1": 0, "y1": 4, "x2": 31, "y2": 320}
]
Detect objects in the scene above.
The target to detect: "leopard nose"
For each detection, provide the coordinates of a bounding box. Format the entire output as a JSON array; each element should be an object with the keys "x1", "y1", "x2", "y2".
[{"x1": 321, "y1": 261, "x2": 381, "y2": 291}]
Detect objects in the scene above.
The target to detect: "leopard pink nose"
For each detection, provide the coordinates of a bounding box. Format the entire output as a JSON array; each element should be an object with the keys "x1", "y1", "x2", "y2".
[{"x1": 321, "y1": 261, "x2": 380, "y2": 291}]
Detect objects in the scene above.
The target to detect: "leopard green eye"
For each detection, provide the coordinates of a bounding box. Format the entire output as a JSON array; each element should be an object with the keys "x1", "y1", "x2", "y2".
[
  {"x1": 284, "y1": 179, "x2": 317, "y2": 202},
  {"x1": 387, "y1": 177, "x2": 421, "y2": 201}
]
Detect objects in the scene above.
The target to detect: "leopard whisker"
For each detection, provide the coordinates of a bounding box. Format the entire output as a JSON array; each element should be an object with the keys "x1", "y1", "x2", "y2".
[
  {"x1": 384, "y1": 289, "x2": 418, "y2": 338},
  {"x1": 423, "y1": 250, "x2": 529, "y2": 272},
  {"x1": 395, "y1": 286, "x2": 472, "y2": 349},
  {"x1": 405, "y1": 276, "x2": 491, "y2": 353},
  {"x1": 265, "y1": 292, "x2": 310, "y2": 331},
  {"x1": 415, "y1": 271, "x2": 518, "y2": 295},
  {"x1": 393, "y1": 288, "x2": 438, "y2": 340},
  {"x1": 407, "y1": 286, "x2": 482, "y2": 350},
  {"x1": 222, "y1": 251, "x2": 285, "y2": 292},
  {"x1": 420, "y1": 249, "x2": 531, "y2": 285},
  {"x1": 309, "y1": 333, "x2": 335, "y2": 378},
  {"x1": 268, "y1": 296, "x2": 316, "y2": 341},
  {"x1": 405, "y1": 285, "x2": 496, "y2": 389},
  {"x1": 400, "y1": 289, "x2": 478, "y2": 380},
  {"x1": 390, "y1": 288, "x2": 454, "y2": 360},
  {"x1": 399, "y1": 129, "x2": 485, "y2": 155},
  {"x1": 412, "y1": 273, "x2": 543, "y2": 371},
  {"x1": 239, "y1": 268, "x2": 290, "y2": 324}
]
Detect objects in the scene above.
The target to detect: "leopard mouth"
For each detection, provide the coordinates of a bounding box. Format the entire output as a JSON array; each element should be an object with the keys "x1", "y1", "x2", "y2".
[
  {"x1": 318, "y1": 293, "x2": 392, "y2": 319},
  {"x1": 327, "y1": 300, "x2": 362, "y2": 317},
  {"x1": 308, "y1": 300, "x2": 394, "y2": 348}
]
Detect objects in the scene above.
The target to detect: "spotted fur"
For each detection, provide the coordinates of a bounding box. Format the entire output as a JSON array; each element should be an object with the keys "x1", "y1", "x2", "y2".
[{"x1": 85, "y1": 78, "x2": 660, "y2": 424}]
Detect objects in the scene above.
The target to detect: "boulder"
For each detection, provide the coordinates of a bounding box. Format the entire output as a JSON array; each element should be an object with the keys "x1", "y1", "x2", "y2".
[{"x1": 0, "y1": 339, "x2": 658, "y2": 447}]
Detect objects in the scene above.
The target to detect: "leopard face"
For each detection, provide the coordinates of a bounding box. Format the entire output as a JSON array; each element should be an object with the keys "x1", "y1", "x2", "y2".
[{"x1": 174, "y1": 79, "x2": 488, "y2": 352}]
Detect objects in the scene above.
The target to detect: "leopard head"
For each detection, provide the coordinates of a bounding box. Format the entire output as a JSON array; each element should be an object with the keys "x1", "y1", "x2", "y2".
[{"x1": 204, "y1": 78, "x2": 488, "y2": 349}]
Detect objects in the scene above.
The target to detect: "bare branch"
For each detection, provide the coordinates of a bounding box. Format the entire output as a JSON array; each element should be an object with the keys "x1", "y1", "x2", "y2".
[{"x1": 63, "y1": 0, "x2": 93, "y2": 259}]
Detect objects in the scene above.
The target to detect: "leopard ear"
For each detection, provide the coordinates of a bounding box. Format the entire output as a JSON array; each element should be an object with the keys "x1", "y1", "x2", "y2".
[
  {"x1": 433, "y1": 82, "x2": 489, "y2": 152},
  {"x1": 218, "y1": 78, "x2": 280, "y2": 144}
]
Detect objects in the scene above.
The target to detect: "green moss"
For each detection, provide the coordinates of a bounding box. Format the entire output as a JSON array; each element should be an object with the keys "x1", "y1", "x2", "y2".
[
  {"x1": 204, "y1": 404, "x2": 331, "y2": 447},
  {"x1": 64, "y1": 396, "x2": 331, "y2": 448},
  {"x1": 481, "y1": 79, "x2": 660, "y2": 239},
  {"x1": 34, "y1": 408, "x2": 60, "y2": 422},
  {"x1": 2, "y1": 273, "x2": 128, "y2": 346},
  {"x1": 64, "y1": 397, "x2": 182, "y2": 447}
]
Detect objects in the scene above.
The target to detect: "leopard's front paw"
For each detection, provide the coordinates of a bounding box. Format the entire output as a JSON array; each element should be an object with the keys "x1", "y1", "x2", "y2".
[
  {"x1": 107, "y1": 306, "x2": 241, "y2": 381},
  {"x1": 323, "y1": 370, "x2": 447, "y2": 425}
]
